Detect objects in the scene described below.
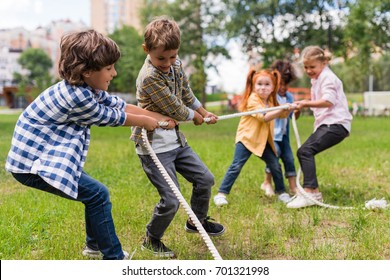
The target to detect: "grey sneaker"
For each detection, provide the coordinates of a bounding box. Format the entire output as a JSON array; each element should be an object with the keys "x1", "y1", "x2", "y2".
[
  {"x1": 278, "y1": 192, "x2": 292, "y2": 204},
  {"x1": 82, "y1": 245, "x2": 101, "y2": 259},
  {"x1": 82, "y1": 246, "x2": 129, "y2": 260},
  {"x1": 141, "y1": 236, "x2": 175, "y2": 258}
]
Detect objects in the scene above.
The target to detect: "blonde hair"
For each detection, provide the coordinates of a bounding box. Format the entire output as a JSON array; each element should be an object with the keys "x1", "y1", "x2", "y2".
[
  {"x1": 58, "y1": 30, "x2": 120, "y2": 85},
  {"x1": 238, "y1": 68, "x2": 280, "y2": 112},
  {"x1": 144, "y1": 15, "x2": 181, "y2": 51},
  {"x1": 301, "y1": 46, "x2": 332, "y2": 64}
]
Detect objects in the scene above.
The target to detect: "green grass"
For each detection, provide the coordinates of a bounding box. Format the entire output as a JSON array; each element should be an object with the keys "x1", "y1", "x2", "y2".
[{"x1": 1, "y1": 113, "x2": 390, "y2": 260}]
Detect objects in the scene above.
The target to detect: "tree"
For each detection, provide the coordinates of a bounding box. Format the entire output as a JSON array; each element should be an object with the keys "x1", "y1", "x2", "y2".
[
  {"x1": 109, "y1": 26, "x2": 145, "y2": 93},
  {"x1": 141, "y1": 0, "x2": 229, "y2": 105},
  {"x1": 14, "y1": 48, "x2": 53, "y2": 98},
  {"x1": 343, "y1": 0, "x2": 390, "y2": 91},
  {"x1": 218, "y1": 0, "x2": 352, "y2": 67}
]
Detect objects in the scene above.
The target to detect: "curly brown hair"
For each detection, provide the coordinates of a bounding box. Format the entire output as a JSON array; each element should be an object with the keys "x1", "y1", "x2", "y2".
[
  {"x1": 58, "y1": 29, "x2": 121, "y2": 85},
  {"x1": 143, "y1": 15, "x2": 181, "y2": 51}
]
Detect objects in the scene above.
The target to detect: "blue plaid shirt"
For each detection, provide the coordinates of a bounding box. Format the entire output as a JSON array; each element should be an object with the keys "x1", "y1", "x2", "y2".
[{"x1": 5, "y1": 80, "x2": 127, "y2": 198}]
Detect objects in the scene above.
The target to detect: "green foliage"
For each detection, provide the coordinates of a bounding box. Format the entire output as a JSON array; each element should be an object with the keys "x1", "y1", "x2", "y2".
[
  {"x1": 140, "y1": 0, "x2": 230, "y2": 100},
  {"x1": 343, "y1": 0, "x2": 390, "y2": 89},
  {"x1": 17, "y1": 48, "x2": 52, "y2": 82},
  {"x1": 1, "y1": 113, "x2": 390, "y2": 260},
  {"x1": 109, "y1": 26, "x2": 145, "y2": 93},
  {"x1": 14, "y1": 48, "x2": 53, "y2": 97},
  {"x1": 219, "y1": 0, "x2": 352, "y2": 66}
]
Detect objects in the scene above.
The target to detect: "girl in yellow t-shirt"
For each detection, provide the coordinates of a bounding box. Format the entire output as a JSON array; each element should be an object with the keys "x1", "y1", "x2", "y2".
[{"x1": 214, "y1": 68, "x2": 295, "y2": 207}]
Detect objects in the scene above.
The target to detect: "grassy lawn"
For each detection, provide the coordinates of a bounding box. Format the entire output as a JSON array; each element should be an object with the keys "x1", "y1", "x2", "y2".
[{"x1": 1, "y1": 112, "x2": 389, "y2": 260}]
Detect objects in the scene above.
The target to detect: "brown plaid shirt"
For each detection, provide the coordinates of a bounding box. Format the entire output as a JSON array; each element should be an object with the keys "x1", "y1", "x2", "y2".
[{"x1": 131, "y1": 56, "x2": 198, "y2": 145}]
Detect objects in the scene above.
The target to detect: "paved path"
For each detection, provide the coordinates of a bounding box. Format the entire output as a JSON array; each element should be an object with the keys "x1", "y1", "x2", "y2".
[{"x1": 0, "y1": 109, "x2": 23, "y2": 115}]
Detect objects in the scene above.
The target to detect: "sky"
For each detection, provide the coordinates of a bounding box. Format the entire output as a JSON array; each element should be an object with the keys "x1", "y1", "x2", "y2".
[
  {"x1": 0, "y1": 0, "x2": 90, "y2": 29},
  {"x1": 0, "y1": 0, "x2": 248, "y2": 94}
]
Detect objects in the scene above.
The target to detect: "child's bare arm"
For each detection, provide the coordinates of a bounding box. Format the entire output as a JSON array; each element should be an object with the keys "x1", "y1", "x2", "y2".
[
  {"x1": 263, "y1": 104, "x2": 296, "y2": 122},
  {"x1": 125, "y1": 104, "x2": 177, "y2": 129},
  {"x1": 295, "y1": 99, "x2": 332, "y2": 109}
]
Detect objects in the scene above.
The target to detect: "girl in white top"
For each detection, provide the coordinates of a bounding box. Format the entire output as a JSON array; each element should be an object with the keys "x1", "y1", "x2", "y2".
[{"x1": 287, "y1": 46, "x2": 353, "y2": 209}]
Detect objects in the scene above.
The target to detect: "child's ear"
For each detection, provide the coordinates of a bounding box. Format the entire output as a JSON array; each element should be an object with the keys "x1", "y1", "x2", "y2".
[
  {"x1": 82, "y1": 71, "x2": 92, "y2": 78},
  {"x1": 142, "y1": 44, "x2": 149, "y2": 54}
]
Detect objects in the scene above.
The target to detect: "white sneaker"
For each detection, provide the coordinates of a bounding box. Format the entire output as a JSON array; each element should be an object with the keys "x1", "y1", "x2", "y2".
[
  {"x1": 260, "y1": 183, "x2": 275, "y2": 197},
  {"x1": 278, "y1": 192, "x2": 292, "y2": 204},
  {"x1": 214, "y1": 194, "x2": 228, "y2": 207},
  {"x1": 286, "y1": 192, "x2": 323, "y2": 209}
]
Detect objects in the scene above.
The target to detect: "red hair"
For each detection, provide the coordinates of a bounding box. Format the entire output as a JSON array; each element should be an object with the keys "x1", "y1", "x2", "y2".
[{"x1": 238, "y1": 68, "x2": 280, "y2": 112}]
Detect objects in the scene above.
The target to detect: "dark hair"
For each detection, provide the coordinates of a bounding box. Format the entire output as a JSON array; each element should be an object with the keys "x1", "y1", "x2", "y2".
[
  {"x1": 270, "y1": 60, "x2": 297, "y2": 85},
  {"x1": 144, "y1": 15, "x2": 181, "y2": 51},
  {"x1": 58, "y1": 29, "x2": 121, "y2": 85}
]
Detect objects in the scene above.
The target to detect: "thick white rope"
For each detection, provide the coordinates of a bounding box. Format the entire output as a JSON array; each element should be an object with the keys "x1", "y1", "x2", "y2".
[
  {"x1": 141, "y1": 128, "x2": 223, "y2": 260},
  {"x1": 158, "y1": 105, "x2": 293, "y2": 127},
  {"x1": 291, "y1": 114, "x2": 388, "y2": 210},
  {"x1": 204, "y1": 104, "x2": 291, "y2": 122}
]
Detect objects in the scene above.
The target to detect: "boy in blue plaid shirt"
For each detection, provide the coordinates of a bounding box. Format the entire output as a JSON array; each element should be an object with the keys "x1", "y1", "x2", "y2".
[
  {"x1": 5, "y1": 29, "x2": 174, "y2": 260},
  {"x1": 131, "y1": 16, "x2": 225, "y2": 258}
]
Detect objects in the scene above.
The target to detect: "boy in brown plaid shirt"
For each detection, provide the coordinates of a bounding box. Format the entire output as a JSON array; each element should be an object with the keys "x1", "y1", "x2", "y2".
[{"x1": 131, "y1": 16, "x2": 225, "y2": 258}]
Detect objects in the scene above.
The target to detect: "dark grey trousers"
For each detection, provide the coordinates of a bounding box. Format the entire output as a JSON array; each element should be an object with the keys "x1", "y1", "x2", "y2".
[
  {"x1": 297, "y1": 124, "x2": 349, "y2": 188},
  {"x1": 138, "y1": 144, "x2": 214, "y2": 239}
]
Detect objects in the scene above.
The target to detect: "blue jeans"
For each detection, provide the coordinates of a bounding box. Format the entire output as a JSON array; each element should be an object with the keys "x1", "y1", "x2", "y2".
[
  {"x1": 138, "y1": 144, "x2": 214, "y2": 240},
  {"x1": 11, "y1": 171, "x2": 125, "y2": 260},
  {"x1": 265, "y1": 134, "x2": 297, "y2": 178},
  {"x1": 297, "y1": 124, "x2": 349, "y2": 188},
  {"x1": 218, "y1": 142, "x2": 286, "y2": 195}
]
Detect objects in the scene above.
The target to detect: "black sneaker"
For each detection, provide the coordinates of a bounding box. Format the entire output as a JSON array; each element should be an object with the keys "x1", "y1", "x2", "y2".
[
  {"x1": 185, "y1": 216, "x2": 225, "y2": 236},
  {"x1": 141, "y1": 236, "x2": 176, "y2": 258}
]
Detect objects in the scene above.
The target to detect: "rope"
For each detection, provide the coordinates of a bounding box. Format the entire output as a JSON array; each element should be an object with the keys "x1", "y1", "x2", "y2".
[
  {"x1": 204, "y1": 104, "x2": 291, "y2": 122},
  {"x1": 141, "y1": 128, "x2": 223, "y2": 260},
  {"x1": 158, "y1": 105, "x2": 292, "y2": 127},
  {"x1": 291, "y1": 114, "x2": 387, "y2": 210}
]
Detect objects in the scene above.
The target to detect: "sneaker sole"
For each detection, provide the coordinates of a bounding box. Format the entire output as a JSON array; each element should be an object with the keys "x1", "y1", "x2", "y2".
[
  {"x1": 140, "y1": 245, "x2": 176, "y2": 258},
  {"x1": 82, "y1": 251, "x2": 102, "y2": 259},
  {"x1": 214, "y1": 197, "x2": 228, "y2": 207},
  {"x1": 214, "y1": 202, "x2": 228, "y2": 207},
  {"x1": 185, "y1": 225, "x2": 226, "y2": 236},
  {"x1": 286, "y1": 197, "x2": 323, "y2": 208}
]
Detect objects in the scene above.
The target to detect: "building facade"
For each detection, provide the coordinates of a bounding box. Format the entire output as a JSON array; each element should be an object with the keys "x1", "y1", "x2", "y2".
[
  {"x1": 0, "y1": 21, "x2": 88, "y2": 108},
  {"x1": 91, "y1": 0, "x2": 143, "y2": 35}
]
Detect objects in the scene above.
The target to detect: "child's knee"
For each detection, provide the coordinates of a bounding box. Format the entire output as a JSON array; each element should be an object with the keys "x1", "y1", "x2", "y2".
[
  {"x1": 200, "y1": 170, "x2": 215, "y2": 187},
  {"x1": 164, "y1": 198, "x2": 180, "y2": 213},
  {"x1": 297, "y1": 146, "x2": 311, "y2": 159}
]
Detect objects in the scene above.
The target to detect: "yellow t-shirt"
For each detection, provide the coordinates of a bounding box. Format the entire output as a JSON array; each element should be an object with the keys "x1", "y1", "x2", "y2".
[{"x1": 235, "y1": 92, "x2": 277, "y2": 157}]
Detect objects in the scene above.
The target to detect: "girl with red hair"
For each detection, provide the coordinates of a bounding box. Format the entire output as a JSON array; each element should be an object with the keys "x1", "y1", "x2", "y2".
[{"x1": 214, "y1": 69, "x2": 295, "y2": 207}]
